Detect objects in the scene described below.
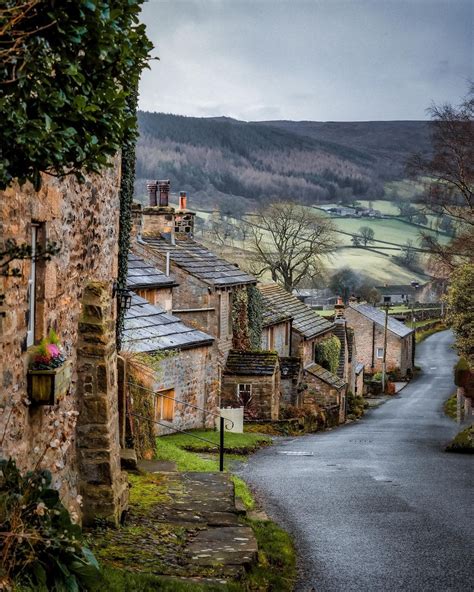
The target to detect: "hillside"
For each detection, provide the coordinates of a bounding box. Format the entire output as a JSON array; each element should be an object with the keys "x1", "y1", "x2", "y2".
[
  {"x1": 135, "y1": 112, "x2": 432, "y2": 209},
  {"x1": 256, "y1": 120, "x2": 433, "y2": 180}
]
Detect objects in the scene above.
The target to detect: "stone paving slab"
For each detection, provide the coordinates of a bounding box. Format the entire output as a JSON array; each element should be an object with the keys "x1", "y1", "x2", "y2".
[{"x1": 187, "y1": 526, "x2": 258, "y2": 567}]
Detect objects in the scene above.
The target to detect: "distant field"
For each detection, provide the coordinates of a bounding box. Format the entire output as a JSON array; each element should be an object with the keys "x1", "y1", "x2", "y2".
[{"x1": 323, "y1": 248, "x2": 427, "y2": 284}]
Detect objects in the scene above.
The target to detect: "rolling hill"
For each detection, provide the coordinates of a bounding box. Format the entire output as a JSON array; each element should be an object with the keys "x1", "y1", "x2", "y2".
[{"x1": 135, "y1": 112, "x2": 432, "y2": 209}]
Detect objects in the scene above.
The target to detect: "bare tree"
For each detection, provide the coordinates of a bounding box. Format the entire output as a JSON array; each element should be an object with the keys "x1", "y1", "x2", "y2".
[
  {"x1": 244, "y1": 201, "x2": 338, "y2": 291},
  {"x1": 358, "y1": 226, "x2": 375, "y2": 246},
  {"x1": 407, "y1": 85, "x2": 474, "y2": 273}
]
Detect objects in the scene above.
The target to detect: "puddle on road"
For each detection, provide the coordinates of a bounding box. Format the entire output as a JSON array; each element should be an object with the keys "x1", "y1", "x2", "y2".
[{"x1": 277, "y1": 451, "x2": 314, "y2": 456}]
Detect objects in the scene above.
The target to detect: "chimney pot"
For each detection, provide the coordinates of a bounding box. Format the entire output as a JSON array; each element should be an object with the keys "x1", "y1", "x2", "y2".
[
  {"x1": 146, "y1": 180, "x2": 158, "y2": 206},
  {"x1": 158, "y1": 179, "x2": 171, "y2": 207},
  {"x1": 179, "y1": 191, "x2": 187, "y2": 210}
]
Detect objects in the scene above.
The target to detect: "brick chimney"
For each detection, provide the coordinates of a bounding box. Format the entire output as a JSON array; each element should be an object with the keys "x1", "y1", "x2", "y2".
[
  {"x1": 142, "y1": 179, "x2": 176, "y2": 243},
  {"x1": 158, "y1": 180, "x2": 170, "y2": 207},
  {"x1": 175, "y1": 190, "x2": 195, "y2": 239},
  {"x1": 147, "y1": 180, "x2": 158, "y2": 206},
  {"x1": 335, "y1": 296, "x2": 345, "y2": 319}
]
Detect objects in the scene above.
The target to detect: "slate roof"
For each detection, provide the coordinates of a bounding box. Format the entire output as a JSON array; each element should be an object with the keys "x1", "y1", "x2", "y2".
[
  {"x1": 305, "y1": 363, "x2": 346, "y2": 390},
  {"x1": 127, "y1": 252, "x2": 177, "y2": 290},
  {"x1": 122, "y1": 294, "x2": 214, "y2": 353},
  {"x1": 262, "y1": 304, "x2": 292, "y2": 328},
  {"x1": 348, "y1": 303, "x2": 414, "y2": 338},
  {"x1": 224, "y1": 350, "x2": 279, "y2": 376},
  {"x1": 142, "y1": 237, "x2": 256, "y2": 288},
  {"x1": 259, "y1": 283, "x2": 334, "y2": 339}
]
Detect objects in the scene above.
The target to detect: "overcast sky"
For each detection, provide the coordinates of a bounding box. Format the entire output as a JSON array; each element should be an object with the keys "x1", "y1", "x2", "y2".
[{"x1": 139, "y1": 0, "x2": 472, "y2": 121}]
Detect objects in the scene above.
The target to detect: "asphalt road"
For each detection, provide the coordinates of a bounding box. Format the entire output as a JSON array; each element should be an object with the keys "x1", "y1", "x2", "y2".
[{"x1": 240, "y1": 330, "x2": 473, "y2": 592}]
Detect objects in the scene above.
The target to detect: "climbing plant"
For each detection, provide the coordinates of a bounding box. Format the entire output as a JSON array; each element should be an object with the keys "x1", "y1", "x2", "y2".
[
  {"x1": 116, "y1": 88, "x2": 138, "y2": 349},
  {"x1": 232, "y1": 288, "x2": 250, "y2": 350},
  {"x1": 0, "y1": 0, "x2": 153, "y2": 190},
  {"x1": 247, "y1": 285, "x2": 263, "y2": 350},
  {"x1": 314, "y1": 336, "x2": 341, "y2": 375}
]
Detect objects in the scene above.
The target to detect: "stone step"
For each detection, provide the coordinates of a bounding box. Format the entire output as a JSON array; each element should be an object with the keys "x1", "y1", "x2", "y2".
[{"x1": 187, "y1": 526, "x2": 258, "y2": 567}]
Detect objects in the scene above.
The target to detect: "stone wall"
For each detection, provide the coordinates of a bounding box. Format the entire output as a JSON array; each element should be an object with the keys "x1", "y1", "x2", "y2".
[
  {"x1": 146, "y1": 344, "x2": 218, "y2": 435},
  {"x1": 135, "y1": 286, "x2": 173, "y2": 312},
  {"x1": 303, "y1": 373, "x2": 345, "y2": 424},
  {"x1": 261, "y1": 321, "x2": 290, "y2": 356},
  {"x1": 221, "y1": 372, "x2": 280, "y2": 421},
  {"x1": 76, "y1": 282, "x2": 128, "y2": 525},
  {"x1": 345, "y1": 308, "x2": 414, "y2": 377},
  {"x1": 292, "y1": 331, "x2": 335, "y2": 369},
  {"x1": 0, "y1": 162, "x2": 121, "y2": 519}
]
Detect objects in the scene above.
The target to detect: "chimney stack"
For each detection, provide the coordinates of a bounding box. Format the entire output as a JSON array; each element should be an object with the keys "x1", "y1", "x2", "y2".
[
  {"x1": 335, "y1": 296, "x2": 345, "y2": 319},
  {"x1": 179, "y1": 191, "x2": 187, "y2": 210},
  {"x1": 158, "y1": 180, "x2": 170, "y2": 207},
  {"x1": 147, "y1": 180, "x2": 158, "y2": 206}
]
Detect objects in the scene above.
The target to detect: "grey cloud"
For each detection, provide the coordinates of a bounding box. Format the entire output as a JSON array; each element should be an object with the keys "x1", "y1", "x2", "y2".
[{"x1": 139, "y1": 0, "x2": 473, "y2": 121}]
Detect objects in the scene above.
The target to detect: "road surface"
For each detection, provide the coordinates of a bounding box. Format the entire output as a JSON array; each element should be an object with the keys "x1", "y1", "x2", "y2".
[{"x1": 240, "y1": 330, "x2": 473, "y2": 591}]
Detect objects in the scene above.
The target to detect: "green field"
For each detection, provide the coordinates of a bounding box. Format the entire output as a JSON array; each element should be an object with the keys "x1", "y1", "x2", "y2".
[
  {"x1": 323, "y1": 247, "x2": 427, "y2": 283},
  {"x1": 193, "y1": 206, "x2": 444, "y2": 284}
]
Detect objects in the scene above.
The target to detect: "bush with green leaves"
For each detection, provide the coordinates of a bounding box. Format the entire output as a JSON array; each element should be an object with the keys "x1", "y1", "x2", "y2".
[
  {"x1": 0, "y1": 458, "x2": 100, "y2": 591},
  {"x1": 0, "y1": 0, "x2": 153, "y2": 190}
]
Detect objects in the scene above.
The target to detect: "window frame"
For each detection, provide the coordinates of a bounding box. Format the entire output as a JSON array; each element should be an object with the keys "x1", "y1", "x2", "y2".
[
  {"x1": 155, "y1": 388, "x2": 175, "y2": 422},
  {"x1": 376, "y1": 347, "x2": 384, "y2": 359},
  {"x1": 26, "y1": 224, "x2": 38, "y2": 347}
]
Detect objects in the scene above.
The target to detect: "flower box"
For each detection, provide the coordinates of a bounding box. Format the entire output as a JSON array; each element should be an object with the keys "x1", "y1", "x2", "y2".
[{"x1": 27, "y1": 360, "x2": 72, "y2": 405}]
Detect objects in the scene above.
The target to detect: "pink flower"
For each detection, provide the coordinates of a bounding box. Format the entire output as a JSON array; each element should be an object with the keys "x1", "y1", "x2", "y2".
[{"x1": 47, "y1": 344, "x2": 60, "y2": 358}]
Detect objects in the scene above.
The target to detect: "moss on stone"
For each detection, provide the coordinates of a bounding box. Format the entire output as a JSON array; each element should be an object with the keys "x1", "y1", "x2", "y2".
[{"x1": 446, "y1": 424, "x2": 474, "y2": 453}]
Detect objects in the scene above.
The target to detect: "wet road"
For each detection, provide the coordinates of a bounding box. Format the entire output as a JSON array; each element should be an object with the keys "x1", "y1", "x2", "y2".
[{"x1": 240, "y1": 330, "x2": 473, "y2": 592}]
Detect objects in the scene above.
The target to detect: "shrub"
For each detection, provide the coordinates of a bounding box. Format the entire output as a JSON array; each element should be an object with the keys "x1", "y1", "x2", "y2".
[
  {"x1": 0, "y1": 1, "x2": 153, "y2": 190},
  {"x1": 0, "y1": 458, "x2": 100, "y2": 591}
]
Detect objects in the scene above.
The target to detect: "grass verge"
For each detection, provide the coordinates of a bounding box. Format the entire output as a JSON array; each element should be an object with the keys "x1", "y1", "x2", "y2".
[
  {"x1": 160, "y1": 430, "x2": 272, "y2": 454},
  {"x1": 444, "y1": 393, "x2": 457, "y2": 420},
  {"x1": 415, "y1": 322, "x2": 446, "y2": 343},
  {"x1": 445, "y1": 424, "x2": 474, "y2": 454}
]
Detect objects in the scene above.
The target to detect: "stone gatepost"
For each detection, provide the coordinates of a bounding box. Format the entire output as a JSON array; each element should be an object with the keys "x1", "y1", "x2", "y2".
[{"x1": 76, "y1": 281, "x2": 129, "y2": 525}]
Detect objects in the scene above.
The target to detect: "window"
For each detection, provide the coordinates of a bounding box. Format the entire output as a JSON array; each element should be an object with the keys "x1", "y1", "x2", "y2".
[
  {"x1": 26, "y1": 225, "x2": 38, "y2": 347},
  {"x1": 237, "y1": 383, "x2": 252, "y2": 406},
  {"x1": 383, "y1": 296, "x2": 391, "y2": 303},
  {"x1": 376, "y1": 347, "x2": 384, "y2": 359},
  {"x1": 155, "y1": 389, "x2": 175, "y2": 422}
]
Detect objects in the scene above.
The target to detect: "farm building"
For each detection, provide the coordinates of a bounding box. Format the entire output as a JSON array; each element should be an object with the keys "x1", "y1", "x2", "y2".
[
  {"x1": 375, "y1": 284, "x2": 416, "y2": 305},
  {"x1": 345, "y1": 302, "x2": 415, "y2": 377}
]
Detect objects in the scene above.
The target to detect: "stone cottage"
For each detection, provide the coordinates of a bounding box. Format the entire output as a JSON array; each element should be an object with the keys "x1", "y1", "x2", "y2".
[
  {"x1": 0, "y1": 166, "x2": 128, "y2": 525},
  {"x1": 345, "y1": 302, "x2": 415, "y2": 377},
  {"x1": 258, "y1": 283, "x2": 348, "y2": 423},
  {"x1": 221, "y1": 351, "x2": 280, "y2": 420},
  {"x1": 122, "y1": 253, "x2": 217, "y2": 434},
  {"x1": 131, "y1": 182, "x2": 256, "y2": 375}
]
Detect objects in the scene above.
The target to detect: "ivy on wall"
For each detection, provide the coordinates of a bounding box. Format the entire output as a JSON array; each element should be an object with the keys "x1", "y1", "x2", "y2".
[
  {"x1": 0, "y1": 1, "x2": 153, "y2": 190},
  {"x1": 116, "y1": 88, "x2": 138, "y2": 349},
  {"x1": 247, "y1": 285, "x2": 264, "y2": 350},
  {"x1": 232, "y1": 287, "x2": 250, "y2": 350},
  {"x1": 314, "y1": 336, "x2": 341, "y2": 375}
]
